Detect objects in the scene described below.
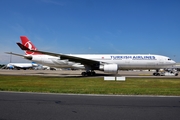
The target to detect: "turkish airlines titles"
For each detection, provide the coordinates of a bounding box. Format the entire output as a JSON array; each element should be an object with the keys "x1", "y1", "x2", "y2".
[{"x1": 111, "y1": 55, "x2": 156, "y2": 60}]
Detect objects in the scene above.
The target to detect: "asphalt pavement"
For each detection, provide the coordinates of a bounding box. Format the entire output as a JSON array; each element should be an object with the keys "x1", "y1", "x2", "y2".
[{"x1": 0, "y1": 92, "x2": 180, "y2": 120}]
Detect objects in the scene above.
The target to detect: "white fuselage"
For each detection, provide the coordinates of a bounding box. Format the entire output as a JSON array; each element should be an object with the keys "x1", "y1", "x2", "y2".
[{"x1": 27, "y1": 54, "x2": 176, "y2": 70}]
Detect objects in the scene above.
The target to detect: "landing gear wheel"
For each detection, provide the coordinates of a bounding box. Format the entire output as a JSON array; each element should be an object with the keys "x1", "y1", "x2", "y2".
[
  {"x1": 156, "y1": 73, "x2": 160, "y2": 76},
  {"x1": 91, "y1": 72, "x2": 96, "y2": 76},
  {"x1": 81, "y1": 71, "x2": 96, "y2": 76},
  {"x1": 81, "y1": 72, "x2": 87, "y2": 76},
  {"x1": 153, "y1": 72, "x2": 160, "y2": 76}
]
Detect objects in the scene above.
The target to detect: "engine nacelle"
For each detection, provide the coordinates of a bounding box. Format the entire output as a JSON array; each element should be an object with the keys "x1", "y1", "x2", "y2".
[{"x1": 99, "y1": 64, "x2": 118, "y2": 74}]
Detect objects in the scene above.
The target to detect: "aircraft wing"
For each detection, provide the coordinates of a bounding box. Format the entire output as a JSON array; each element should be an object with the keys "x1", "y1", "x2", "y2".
[
  {"x1": 16, "y1": 43, "x2": 102, "y2": 66},
  {"x1": 5, "y1": 52, "x2": 32, "y2": 60}
]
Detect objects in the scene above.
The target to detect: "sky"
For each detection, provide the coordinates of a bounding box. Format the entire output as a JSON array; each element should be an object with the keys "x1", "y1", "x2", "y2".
[{"x1": 0, "y1": 0, "x2": 180, "y2": 64}]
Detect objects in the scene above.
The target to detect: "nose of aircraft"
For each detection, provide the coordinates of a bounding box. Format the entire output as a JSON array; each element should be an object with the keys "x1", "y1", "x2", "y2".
[{"x1": 172, "y1": 60, "x2": 176, "y2": 64}]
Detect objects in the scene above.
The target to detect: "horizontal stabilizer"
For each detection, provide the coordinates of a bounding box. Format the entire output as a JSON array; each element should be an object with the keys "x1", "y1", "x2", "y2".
[
  {"x1": 5, "y1": 52, "x2": 24, "y2": 57},
  {"x1": 5, "y1": 52, "x2": 32, "y2": 60},
  {"x1": 16, "y1": 42, "x2": 30, "y2": 50}
]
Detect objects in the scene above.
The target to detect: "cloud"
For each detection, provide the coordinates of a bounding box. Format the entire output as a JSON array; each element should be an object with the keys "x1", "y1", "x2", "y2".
[
  {"x1": 11, "y1": 23, "x2": 26, "y2": 34},
  {"x1": 41, "y1": 0, "x2": 64, "y2": 6}
]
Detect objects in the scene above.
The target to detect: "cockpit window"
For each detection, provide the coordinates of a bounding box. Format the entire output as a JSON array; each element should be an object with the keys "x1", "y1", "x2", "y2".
[{"x1": 168, "y1": 58, "x2": 171, "y2": 60}]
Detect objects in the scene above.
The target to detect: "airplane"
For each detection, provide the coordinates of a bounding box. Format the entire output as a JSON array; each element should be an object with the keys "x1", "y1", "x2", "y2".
[
  {"x1": 6, "y1": 62, "x2": 38, "y2": 70},
  {"x1": 6, "y1": 36, "x2": 176, "y2": 76}
]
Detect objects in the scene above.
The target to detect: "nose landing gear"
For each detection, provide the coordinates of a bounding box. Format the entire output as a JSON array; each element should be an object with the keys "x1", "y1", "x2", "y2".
[{"x1": 153, "y1": 69, "x2": 179, "y2": 76}]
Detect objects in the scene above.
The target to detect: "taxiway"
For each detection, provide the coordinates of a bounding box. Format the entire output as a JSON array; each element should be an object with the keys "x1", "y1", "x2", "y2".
[{"x1": 0, "y1": 69, "x2": 179, "y2": 78}]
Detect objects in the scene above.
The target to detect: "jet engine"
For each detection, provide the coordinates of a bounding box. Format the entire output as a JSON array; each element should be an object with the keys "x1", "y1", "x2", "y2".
[{"x1": 99, "y1": 64, "x2": 118, "y2": 74}]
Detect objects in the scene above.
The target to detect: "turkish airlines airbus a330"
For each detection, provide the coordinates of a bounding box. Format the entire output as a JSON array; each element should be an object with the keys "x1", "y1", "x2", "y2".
[{"x1": 6, "y1": 36, "x2": 176, "y2": 76}]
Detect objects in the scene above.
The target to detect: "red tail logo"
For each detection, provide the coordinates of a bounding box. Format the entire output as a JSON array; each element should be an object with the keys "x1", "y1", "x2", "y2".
[{"x1": 20, "y1": 36, "x2": 40, "y2": 55}]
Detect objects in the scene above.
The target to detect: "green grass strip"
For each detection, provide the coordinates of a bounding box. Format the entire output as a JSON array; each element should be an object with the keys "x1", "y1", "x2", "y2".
[{"x1": 0, "y1": 75, "x2": 180, "y2": 95}]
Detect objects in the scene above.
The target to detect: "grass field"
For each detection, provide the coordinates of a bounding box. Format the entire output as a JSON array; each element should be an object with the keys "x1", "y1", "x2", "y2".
[{"x1": 0, "y1": 75, "x2": 180, "y2": 95}]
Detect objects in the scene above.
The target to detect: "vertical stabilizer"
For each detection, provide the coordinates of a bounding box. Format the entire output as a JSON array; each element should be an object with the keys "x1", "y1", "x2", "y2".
[{"x1": 20, "y1": 36, "x2": 40, "y2": 55}]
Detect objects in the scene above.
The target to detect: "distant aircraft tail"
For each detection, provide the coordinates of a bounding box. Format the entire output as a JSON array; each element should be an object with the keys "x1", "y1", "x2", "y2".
[{"x1": 20, "y1": 36, "x2": 40, "y2": 55}]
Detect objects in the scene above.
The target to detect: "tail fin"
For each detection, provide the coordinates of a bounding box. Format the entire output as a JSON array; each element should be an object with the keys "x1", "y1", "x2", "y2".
[{"x1": 20, "y1": 36, "x2": 40, "y2": 55}]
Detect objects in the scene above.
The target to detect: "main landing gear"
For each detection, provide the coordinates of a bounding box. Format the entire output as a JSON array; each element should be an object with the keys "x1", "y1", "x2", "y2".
[
  {"x1": 81, "y1": 71, "x2": 96, "y2": 76},
  {"x1": 153, "y1": 72, "x2": 160, "y2": 76},
  {"x1": 153, "y1": 69, "x2": 163, "y2": 76}
]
